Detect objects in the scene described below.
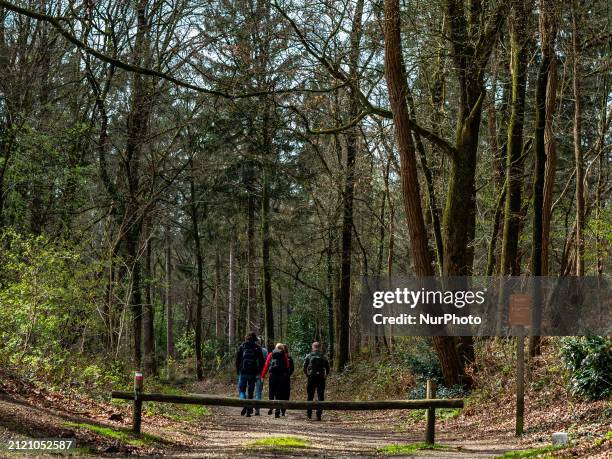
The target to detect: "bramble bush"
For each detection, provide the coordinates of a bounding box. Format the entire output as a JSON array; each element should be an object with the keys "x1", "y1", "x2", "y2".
[{"x1": 560, "y1": 336, "x2": 611, "y2": 399}]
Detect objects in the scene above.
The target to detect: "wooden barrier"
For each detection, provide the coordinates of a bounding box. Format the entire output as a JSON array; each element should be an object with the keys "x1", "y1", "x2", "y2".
[{"x1": 111, "y1": 378, "x2": 463, "y2": 445}]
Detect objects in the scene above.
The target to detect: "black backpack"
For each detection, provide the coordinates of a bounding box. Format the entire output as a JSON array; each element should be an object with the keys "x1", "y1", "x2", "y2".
[
  {"x1": 269, "y1": 350, "x2": 286, "y2": 375},
  {"x1": 240, "y1": 343, "x2": 259, "y2": 374},
  {"x1": 307, "y1": 352, "x2": 326, "y2": 377}
]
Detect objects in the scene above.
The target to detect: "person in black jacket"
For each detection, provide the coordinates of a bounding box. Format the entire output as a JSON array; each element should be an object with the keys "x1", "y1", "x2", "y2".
[
  {"x1": 303, "y1": 341, "x2": 330, "y2": 421},
  {"x1": 261, "y1": 343, "x2": 290, "y2": 418},
  {"x1": 235, "y1": 332, "x2": 265, "y2": 417}
]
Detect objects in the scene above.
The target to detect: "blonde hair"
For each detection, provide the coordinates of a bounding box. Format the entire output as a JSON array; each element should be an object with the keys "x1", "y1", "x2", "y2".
[{"x1": 275, "y1": 342, "x2": 285, "y2": 351}]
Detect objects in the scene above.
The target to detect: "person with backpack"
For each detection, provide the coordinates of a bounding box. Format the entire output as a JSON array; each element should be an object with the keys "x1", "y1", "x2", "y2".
[
  {"x1": 235, "y1": 332, "x2": 265, "y2": 417},
  {"x1": 280, "y1": 344, "x2": 295, "y2": 416},
  {"x1": 260, "y1": 343, "x2": 290, "y2": 418},
  {"x1": 303, "y1": 341, "x2": 330, "y2": 421},
  {"x1": 254, "y1": 336, "x2": 269, "y2": 416}
]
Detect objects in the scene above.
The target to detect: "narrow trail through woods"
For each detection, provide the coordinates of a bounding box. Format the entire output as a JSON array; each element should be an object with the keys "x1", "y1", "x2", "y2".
[
  {"x1": 167, "y1": 392, "x2": 519, "y2": 458},
  {"x1": 170, "y1": 403, "x2": 522, "y2": 458}
]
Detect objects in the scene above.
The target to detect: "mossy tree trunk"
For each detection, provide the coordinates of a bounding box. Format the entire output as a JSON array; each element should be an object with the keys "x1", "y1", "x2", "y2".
[
  {"x1": 530, "y1": 0, "x2": 557, "y2": 357},
  {"x1": 500, "y1": 0, "x2": 531, "y2": 277}
]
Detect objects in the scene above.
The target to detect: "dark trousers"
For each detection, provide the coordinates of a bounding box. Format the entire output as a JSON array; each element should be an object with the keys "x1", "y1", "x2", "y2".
[
  {"x1": 238, "y1": 373, "x2": 257, "y2": 413},
  {"x1": 269, "y1": 374, "x2": 285, "y2": 415},
  {"x1": 280, "y1": 374, "x2": 291, "y2": 415},
  {"x1": 306, "y1": 375, "x2": 326, "y2": 417}
]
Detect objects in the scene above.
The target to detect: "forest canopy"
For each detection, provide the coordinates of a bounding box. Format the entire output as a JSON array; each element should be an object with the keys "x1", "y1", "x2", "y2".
[{"x1": 0, "y1": 0, "x2": 609, "y2": 389}]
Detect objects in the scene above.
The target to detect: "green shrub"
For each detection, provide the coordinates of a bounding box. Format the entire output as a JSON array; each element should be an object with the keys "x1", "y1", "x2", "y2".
[
  {"x1": 0, "y1": 230, "x2": 105, "y2": 380},
  {"x1": 400, "y1": 338, "x2": 442, "y2": 382},
  {"x1": 560, "y1": 337, "x2": 611, "y2": 399}
]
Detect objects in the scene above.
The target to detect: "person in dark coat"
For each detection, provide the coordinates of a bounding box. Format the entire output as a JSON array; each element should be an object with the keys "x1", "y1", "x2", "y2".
[
  {"x1": 235, "y1": 331, "x2": 265, "y2": 417},
  {"x1": 261, "y1": 343, "x2": 290, "y2": 418},
  {"x1": 254, "y1": 336, "x2": 269, "y2": 415},
  {"x1": 303, "y1": 341, "x2": 330, "y2": 421}
]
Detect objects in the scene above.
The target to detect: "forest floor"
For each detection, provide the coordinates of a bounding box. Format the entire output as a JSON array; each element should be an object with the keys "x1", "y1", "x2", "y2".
[{"x1": 0, "y1": 366, "x2": 610, "y2": 458}]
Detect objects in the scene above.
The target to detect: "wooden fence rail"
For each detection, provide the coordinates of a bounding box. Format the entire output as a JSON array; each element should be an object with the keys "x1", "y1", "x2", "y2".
[{"x1": 111, "y1": 378, "x2": 463, "y2": 445}]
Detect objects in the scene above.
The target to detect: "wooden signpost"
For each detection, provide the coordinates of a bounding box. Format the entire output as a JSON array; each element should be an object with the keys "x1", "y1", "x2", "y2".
[{"x1": 509, "y1": 293, "x2": 532, "y2": 436}]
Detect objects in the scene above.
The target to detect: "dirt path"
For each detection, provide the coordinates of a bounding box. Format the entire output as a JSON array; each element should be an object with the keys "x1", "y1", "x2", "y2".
[{"x1": 167, "y1": 399, "x2": 521, "y2": 458}]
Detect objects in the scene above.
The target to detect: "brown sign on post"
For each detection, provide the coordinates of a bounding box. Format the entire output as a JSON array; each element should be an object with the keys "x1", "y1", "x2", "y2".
[{"x1": 509, "y1": 293, "x2": 533, "y2": 326}]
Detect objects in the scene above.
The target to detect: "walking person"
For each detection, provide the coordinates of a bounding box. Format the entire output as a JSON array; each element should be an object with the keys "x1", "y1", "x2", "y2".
[
  {"x1": 254, "y1": 336, "x2": 269, "y2": 415},
  {"x1": 235, "y1": 332, "x2": 265, "y2": 417},
  {"x1": 260, "y1": 343, "x2": 290, "y2": 418},
  {"x1": 303, "y1": 342, "x2": 330, "y2": 421},
  {"x1": 280, "y1": 344, "x2": 295, "y2": 416}
]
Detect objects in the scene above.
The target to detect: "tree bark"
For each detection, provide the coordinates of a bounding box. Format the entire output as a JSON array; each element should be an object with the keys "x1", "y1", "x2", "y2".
[
  {"x1": 326, "y1": 226, "x2": 335, "y2": 361},
  {"x1": 214, "y1": 248, "x2": 221, "y2": 338},
  {"x1": 335, "y1": 0, "x2": 364, "y2": 371},
  {"x1": 572, "y1": 3, "x2": 585, "y2": 276},
  {"x1": 541, "y1": 59, "x2": 557, "y2": 277},
  {"x1": 500, "y1": 0, "x2": 531, "y2": 277},
  {"x1": 530, "y1": 0, "x2": 557, "y2": 357},
  {"x1": 143, "y1": 229, "x2": 156, "y2": 376},
  {"x1": 385, "y1": 0, "x2": 467, "y2": 386},
  {"x1": 247, "y1": 178, "x2": 257, "y2": 331},
  {"x1": 407, "y1": 94, "x2": 444, "y2": 273},
  {"x1": 262, "y1": 167, "x2": 274, "y2": 348},
  {"x1": 189, "y1": 163, "x2": 205, "y2": 380},
  {"x1": 228, "y1": 243, "x2": 236, "y2": 348},
  {"x1": 124, "y1": 0, "x2": 152, "y2": 370},
  {"x1": 165, "y1": 229, "x2": 175, "y2": 362}
]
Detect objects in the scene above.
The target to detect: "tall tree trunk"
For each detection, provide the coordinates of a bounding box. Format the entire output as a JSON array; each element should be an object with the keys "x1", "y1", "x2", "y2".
[
  {"x1": 442, "y1": 1, "x2": 505, "y2": 275},
  {"x1": 143, "y1": 229, "x2": 156, "y2": 375},
  {"x1": 440, "y1": 1, "x2": 507, "y2": 382},
  {"x1": 165, "y1": 229, "x2": 175, "y2": 362},
  {"x1": 530, "y1": 0, "x2": 557, "y2": 357},
  {"x1": 247, "y1": 183, "x2": 257, "y2": 331},
  {"x1": 228, "y1": 243, "x2": 236, "y2": 348},
  {"x1": 385, "y1": 0, "x2": 468, "y2": 386},
  {"x1": 215, "y1": 249, "x2": 221, "y2": 338},
  {"x1": 326, "y1": 225, "x2": 335, "y2": 361},
  {"x1": 500, "y1": 0, "x2": 530, "y2": 277},
  {"x1": 335, "y1": 0, "x2": 364, "y2": 372},
  {"x1": 486, "y1": 185, "x2": 506, "y2": 276},
  {"x1": 540, "y1": 58, "x2": 557, "y2": 277},
  {"x1": 127, "y1": 228, "x2": 143, "y2": 370},
  {"x1": 189, "y1": 165, "x2": 204, "y2": 380},
  {"x1": 572, "y1": 4, "x2": 585, "y2": 276},
  {"x1": 124, "y1": 0, "x2": 151, "y2": 370},
  {"x1": 376, "y1": 159, "x2": 389, "y2": 276},
  {"x1": 406, "y1": 94, "x2": 444, "y2": 273},
  {"x1": 262, "y1": 167, "x2": 274, "y2": 349}
]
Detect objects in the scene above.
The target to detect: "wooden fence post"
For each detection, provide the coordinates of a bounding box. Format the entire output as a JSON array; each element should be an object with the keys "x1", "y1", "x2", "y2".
[
  {"x1": 425, "y1": 379, "x2": 436, "y2": 444},
  {"x1": 133, "y1": 372, "x2": 143, "y2": 434}
]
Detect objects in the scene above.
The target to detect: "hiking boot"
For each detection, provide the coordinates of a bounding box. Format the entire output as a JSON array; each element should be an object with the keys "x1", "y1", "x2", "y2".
[
  {"x1": 316, "y1": 414, "x2": 322, "y2": 421},
  {"x1": 306, "y1": 411, "x2": 312, "y2": 419},
  {"x1": 274, "y1": 412, "x2": 280, "y2": 418},
  {"x1": 241, "y1": 407, "x2": 248, "y2": 416},
  {"x1": 246, "y1": 411, "x2": 251, "y2": 417},
  {"x1": 281, "y1": 410, "x2": 286, "y2": 417},
  {"x1": 254, "y1": 408, "x2": 260, "y2": 416},
  {"x1": 268, "y1": 409, "x2": 273, "y2": 415}
]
